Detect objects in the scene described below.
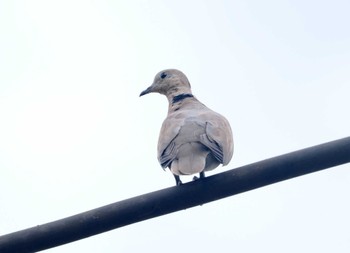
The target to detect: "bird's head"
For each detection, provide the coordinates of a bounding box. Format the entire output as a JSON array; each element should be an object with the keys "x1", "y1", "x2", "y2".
[{"x1": 140, "y1": 69, "x2": 192, "y2": 98}]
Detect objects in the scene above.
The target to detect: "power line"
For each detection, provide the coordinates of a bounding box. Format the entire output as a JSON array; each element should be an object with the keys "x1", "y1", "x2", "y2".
[{"x1": 0, "y1": 137, "x2": 349, "y2": 253}]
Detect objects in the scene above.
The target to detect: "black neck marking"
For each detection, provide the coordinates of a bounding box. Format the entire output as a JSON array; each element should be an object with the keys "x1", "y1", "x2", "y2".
[{"x1": 172, "y1": 93, "x2": 193, "y2": 104}]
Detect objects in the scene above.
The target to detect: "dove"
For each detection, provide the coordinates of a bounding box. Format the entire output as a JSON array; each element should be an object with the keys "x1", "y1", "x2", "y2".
[{"x1": 140, "y1": 69, "x2": 233, "y2": 185}]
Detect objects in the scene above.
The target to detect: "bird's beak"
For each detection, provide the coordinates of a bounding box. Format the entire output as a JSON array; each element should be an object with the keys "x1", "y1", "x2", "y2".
[{"x1": 139, "y1": 86, "x2": 153, "y2": 97}]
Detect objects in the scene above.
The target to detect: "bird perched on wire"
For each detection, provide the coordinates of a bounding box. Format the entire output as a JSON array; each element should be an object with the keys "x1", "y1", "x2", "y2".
[{"x1": 140, "y1": 69, "x2": 233, "y2": 185}]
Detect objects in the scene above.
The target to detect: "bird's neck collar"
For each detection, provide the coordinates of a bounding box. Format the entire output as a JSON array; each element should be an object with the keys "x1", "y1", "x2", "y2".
[{"x1": 172, "y1": 93, "x2": 194, "y2": 104}]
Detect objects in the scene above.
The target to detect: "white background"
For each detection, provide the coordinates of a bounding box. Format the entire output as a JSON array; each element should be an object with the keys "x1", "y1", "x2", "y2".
[{"x1": 1, "y1": 1, "x2": 349, "y2": 252}]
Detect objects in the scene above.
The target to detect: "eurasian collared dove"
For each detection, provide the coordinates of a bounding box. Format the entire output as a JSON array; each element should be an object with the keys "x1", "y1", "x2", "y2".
[{"x1": 140, "y1": 69, "x2": 233, "y2": 185}]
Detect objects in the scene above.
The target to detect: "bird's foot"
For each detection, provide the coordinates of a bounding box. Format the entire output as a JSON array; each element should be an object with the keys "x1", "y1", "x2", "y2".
[{"x1": 193, "y1": 172, "x2": 205, "y2": 181}]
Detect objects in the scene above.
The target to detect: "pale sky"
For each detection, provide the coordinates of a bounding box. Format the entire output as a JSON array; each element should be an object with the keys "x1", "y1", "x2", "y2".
[{"x1": 1, "y1": 1, "x2": 350, "y2": 252}]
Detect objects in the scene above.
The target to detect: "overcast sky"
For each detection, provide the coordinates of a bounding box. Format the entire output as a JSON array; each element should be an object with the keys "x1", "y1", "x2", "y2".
[{"x1": 1, "y1": 1, "x2": 350, "y2": 252}]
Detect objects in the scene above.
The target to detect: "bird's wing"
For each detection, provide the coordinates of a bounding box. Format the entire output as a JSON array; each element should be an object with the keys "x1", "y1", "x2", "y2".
[
  {"x1": 157, "y1": 114, "x2": 184, "y2": 169},
  {"x1": 199, "y1": 110, "x2": 234, "y2": 165}
]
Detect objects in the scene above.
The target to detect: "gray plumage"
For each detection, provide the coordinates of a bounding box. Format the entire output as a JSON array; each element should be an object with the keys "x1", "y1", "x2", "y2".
[{"x1": 140, "y1": 69, "x2": 233, "y2": 185}]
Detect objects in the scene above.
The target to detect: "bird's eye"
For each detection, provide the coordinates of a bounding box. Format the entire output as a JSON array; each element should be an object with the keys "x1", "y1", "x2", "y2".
[{"x1": 160, "y1": 72, "x2": 167, "y2": 79}]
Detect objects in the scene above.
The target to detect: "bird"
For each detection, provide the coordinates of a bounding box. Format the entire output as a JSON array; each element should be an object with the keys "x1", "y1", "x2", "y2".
[{"x1": 140, "y1": 69, "x2": 233, "y2": 185}]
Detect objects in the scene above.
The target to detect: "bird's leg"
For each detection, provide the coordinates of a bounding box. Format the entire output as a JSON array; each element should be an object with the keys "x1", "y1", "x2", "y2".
[{"x1": 174, "y1": 175, "x2": 182, "y2": 186}]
